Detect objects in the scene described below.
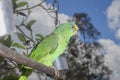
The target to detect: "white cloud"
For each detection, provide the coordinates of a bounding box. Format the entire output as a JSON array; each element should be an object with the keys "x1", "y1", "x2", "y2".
[
  {"x1": 105, "y1": 3, "x2": 120, "y2": 78},
  {"x1": 106, "y1": 0, "x2": 120, "y2": 40},
  {"x1": 99, "y1": 39, "x2": 120, "y2": 80},
  {"x1": 106, "y1": 0, "x2": 120, "y2": 29},
  {"x1": 58, "y1": 13, "x2": 70, "y2": 23}
]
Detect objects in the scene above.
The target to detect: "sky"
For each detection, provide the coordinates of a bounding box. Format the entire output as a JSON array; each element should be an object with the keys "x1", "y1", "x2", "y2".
[{"x1": 1, "y1": 0, "x2": 120, "y2": 80}]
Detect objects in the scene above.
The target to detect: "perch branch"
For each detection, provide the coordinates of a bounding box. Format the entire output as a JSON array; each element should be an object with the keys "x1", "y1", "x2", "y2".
[{"x1": 0, "y1": 43, "x2": 65, "y2": 79}]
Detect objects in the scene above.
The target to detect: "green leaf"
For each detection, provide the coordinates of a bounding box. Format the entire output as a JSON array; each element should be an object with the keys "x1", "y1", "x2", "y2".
[
  {"x1": 27, "y1": 20, "x2": 36, "y2": 27},
  {"x1": 12, "y1": 0, "x2": 18, "y2": 3},
  {"x1": 0, "y1": 35, "x2": 12, "y2": 47},
  {"x1": 17, "y1": 2, "x2": 28, "y2": 7},
  {"x1": 26, "y1": 20, "x2": 36, "y2": 31},
  {"x1": 16, "y1": 33, "x2": 26, "y2": 45},
  {"x1": 35, "y1": 33, "x2": 44, "y2": 41},
  {"x1": 0, "y1": 56, "x2": 4, "y2": 63},
  {"x1": 11, "y1": 42, "x2": 26, "y2": 49},
  {"x1": 17, "y1": 12, "x2": 26, "y2": 16}
]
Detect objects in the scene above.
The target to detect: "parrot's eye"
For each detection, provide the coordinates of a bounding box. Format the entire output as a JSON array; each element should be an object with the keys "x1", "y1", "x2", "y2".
[{"x1": 72, "y1": 26, "x2": 74, "y2": 29}]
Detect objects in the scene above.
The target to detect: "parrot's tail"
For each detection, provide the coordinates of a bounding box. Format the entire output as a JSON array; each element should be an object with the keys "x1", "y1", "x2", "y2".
[
  {"x1": 19, "y1": 76, "x2": 27, "y2": 80},
  {"x1": 19, "y1": 68, "x2": 32, "y2": 80}
]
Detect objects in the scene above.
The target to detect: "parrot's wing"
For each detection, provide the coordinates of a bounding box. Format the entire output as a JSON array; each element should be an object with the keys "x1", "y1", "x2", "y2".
[{"x1": 29, "y1": 33, "x2": 58, "y2": 61}]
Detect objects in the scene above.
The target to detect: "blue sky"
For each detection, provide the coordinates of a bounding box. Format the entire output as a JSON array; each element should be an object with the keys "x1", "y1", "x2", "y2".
[{"x1": 47, "y1": 0, "x2": 120, "y2": 44}]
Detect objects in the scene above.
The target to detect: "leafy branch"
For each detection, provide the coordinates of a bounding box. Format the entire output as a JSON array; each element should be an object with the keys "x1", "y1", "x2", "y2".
[{"x1": 15, "y1": 0, "x2": 46, "y2": 12}]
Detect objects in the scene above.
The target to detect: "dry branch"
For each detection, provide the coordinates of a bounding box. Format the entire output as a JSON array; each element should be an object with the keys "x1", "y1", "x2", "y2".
[{"x1": 0, "y1": 43, "x2": 65, "y2": 79}]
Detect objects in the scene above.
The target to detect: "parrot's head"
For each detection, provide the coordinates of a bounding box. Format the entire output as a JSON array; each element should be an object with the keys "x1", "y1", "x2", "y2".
[
  {"x1": 58, "y1": 22, "x2": 78, "y2": 35},
  {"x1": 71, "y1": 23, "x2": 79, "y2": 35},
  {"x1": 55, "y1": 22, "x2": 78, "y2": 35}
]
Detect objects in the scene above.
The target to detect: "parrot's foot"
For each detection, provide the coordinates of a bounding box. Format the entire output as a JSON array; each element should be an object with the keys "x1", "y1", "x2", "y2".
[{"x1": 51, "y1": 66, "x2": 60, "y2": 78}]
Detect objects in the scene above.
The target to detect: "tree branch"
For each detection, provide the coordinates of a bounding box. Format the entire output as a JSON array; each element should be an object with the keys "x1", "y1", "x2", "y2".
[{"x1": 0, "y1": 43, "x2": 65, "y2": 79}]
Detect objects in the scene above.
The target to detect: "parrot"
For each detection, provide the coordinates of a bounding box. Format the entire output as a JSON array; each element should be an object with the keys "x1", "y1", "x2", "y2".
[{"x1": 19, "y1": 22, "x2": 78, "y2": 80}]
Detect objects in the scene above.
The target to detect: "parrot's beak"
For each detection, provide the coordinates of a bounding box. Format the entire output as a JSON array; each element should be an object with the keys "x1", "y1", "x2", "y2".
[
  {"x1": 75, "y1": 24, "x2": 79, "y2": 31},
  {"x1": 74, "y1": 24, "x2": 79, "y2": 35}
]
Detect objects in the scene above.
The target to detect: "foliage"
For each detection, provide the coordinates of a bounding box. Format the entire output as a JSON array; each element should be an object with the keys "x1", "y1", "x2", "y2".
[
  {"x1": 73, "y1": 13, "x2": 101, "y2": 41},
  {"x1": 66, "y1": 38, "x2": 111, "y2": 80}
]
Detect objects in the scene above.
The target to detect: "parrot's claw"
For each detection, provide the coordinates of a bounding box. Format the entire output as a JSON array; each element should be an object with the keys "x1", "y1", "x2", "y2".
[{"x1": 51, "y1": 66, "x2": 60, "y2": 78}]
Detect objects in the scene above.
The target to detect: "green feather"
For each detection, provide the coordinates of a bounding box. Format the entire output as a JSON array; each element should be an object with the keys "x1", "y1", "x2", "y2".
[
  {"x1": 29, "y1": 33, "x2": 58, "y2": 65},
  {"x1": 19, "y1": 76, "x2": 27, "y2": 80}
]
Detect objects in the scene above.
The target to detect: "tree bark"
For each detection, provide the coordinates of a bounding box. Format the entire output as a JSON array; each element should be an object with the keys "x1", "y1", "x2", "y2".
[{"x1": 0, "y1": 43, "x2": 65, "y2": 79}]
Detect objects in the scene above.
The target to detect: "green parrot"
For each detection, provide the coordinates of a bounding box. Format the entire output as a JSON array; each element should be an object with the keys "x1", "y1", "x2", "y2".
[{"x1": 19, "y1": 22, "x2": 78, "y2": 80}]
